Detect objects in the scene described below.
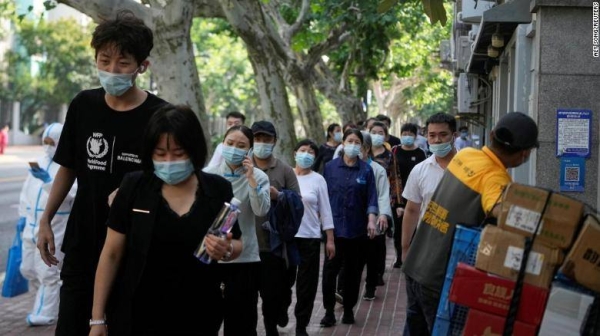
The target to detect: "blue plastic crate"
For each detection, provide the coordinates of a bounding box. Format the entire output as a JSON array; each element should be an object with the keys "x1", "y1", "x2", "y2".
[{"x1": 432, "y1": 225, "x2": 481, "y2": 336}]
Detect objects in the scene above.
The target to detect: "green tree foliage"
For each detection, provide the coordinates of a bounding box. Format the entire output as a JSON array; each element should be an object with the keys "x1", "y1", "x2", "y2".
[
  {"x1": 190, "y1": 18, "x2": 259, "y2": 119},
  {"x1": 0, "y1": 17, "x2": 97, "y2": 132},
  {"x1": 373, "y1": 2, "x2": 453, "y2": 122}
]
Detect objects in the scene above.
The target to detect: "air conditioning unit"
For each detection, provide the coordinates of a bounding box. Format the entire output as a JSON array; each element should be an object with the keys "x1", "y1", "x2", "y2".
[
  {"x1": 457, "y1": 0, "x2": 495, "y2": 23},
  {"x1": 457, "y1": 73, "x2": 479, "y2": 113},
  {"x1": 456, "y1": 36, "x2": 472, "y2": 71},
  {"x1": 468, "y1": 24, "x2": 480, "y2": 42}
]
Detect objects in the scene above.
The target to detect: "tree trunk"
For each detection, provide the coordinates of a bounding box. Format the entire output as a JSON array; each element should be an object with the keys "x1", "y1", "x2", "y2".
[
  {"x1": 290, "y1": 80, "x2": 325, "y2": 145},
  {"x1": 313, "y1": 60, "x2": 364, "y2": 125},
  {"x1": 219, "y1": 0, "x2": 297, "y2": 165}
]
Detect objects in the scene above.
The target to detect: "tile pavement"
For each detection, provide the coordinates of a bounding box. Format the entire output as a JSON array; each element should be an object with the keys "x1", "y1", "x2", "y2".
[{"x1": 0, "y1": 238, "x2": 407, "y2": 335}]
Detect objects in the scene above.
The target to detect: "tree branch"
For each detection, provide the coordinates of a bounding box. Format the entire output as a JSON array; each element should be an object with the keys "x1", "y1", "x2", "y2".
[
  {"x1": 285, "y1": 0, "x2": 310, "y2": 41},
  {"x1": 263, "y1": 0, "x2": 289, "y2": 36},
  {"x1": 303, "y1": 24, "x2": 351, "y2": 71},
  {"x1": 193, "y1": 0, "x2": 225, "y2": 18},
  {"x1": 58, "y1": 0, "x2": 151, "y2": 24}
]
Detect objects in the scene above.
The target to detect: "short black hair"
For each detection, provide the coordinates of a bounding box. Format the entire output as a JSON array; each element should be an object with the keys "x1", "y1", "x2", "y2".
[
  {"x1": 369, "y1": 121, "x2": 388, "y2": 135},
  {"x1": 223, "y1": 125, "x2": 254, "y2": 148},
  {"x1": 376, "y1": 114, "x2": 392, "y2": 126},
  {"x1": 226, "y1": 111, "x2": 246, "y2": 123},
  {"x1": 91, "y1": 10, "x2": 154, "y2": 65},
  {"x1": 459, "y1": 126, "x2": 468, "y2": 132},
  {"x1": 343, "y1": 129, "x2": 363, "y2": 143},
  {"x1": 294, "y1": 139, "x2": 319, "y2": 157},
  {"x1": 141, "y1": 104, "x2": 207, "y2": 172},
  {"x1": 401, "y1": 123, "x2": 418, "y2": 135},
  {"x1": 326, "y1": 123, "x2": 341, "y2": 139},
  {"x1": 425, "y1": 113, "x2": 457, "y2": 133}
]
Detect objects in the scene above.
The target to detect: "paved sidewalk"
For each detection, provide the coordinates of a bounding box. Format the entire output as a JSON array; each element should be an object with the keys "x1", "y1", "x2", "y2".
[{"x1": 0, "y1": 238, "x2": 407, "y2": 335}]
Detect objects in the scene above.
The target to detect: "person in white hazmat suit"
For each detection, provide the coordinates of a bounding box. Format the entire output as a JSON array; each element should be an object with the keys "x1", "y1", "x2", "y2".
[{"x1": 18, "y1": 123, "x2": 77, "y2": 326}]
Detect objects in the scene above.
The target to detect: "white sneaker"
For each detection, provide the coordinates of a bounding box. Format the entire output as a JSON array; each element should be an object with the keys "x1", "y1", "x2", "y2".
[{"x1": 26, "y1": 314, "x2": 56, "y2": 326}]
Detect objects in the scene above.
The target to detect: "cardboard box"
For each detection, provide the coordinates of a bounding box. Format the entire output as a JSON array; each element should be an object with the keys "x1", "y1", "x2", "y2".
[
  {"x1": 463, "y1": 309, "x2": 538, "y2": 336},
  {"x1": 559, "y1": 215, "x2": 600, "y2": 293},
  {"x1": 498, "y1": 183, "x2": 584, "y2": 249},
  {"x1": 538, "y1": 283, "x2": 595, "y2": 335},
  {"x1": 449, "y1": 262, "x2": 549, "y2": 325},
  {"x1": 476, "y1": 226, "x2": 564, "y2": 289}
]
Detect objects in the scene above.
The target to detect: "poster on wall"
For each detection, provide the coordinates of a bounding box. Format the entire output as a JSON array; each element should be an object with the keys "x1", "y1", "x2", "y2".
[
  {"x1": 556, "y1": 109, "x2": 591, "y2": 158},
  {"x1": 559, "y1": 157, "x2": 585, "y2": 192}
]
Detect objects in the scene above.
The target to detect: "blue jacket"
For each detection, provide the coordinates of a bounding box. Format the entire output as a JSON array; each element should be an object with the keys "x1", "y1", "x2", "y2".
[{"x1": 263, "y1": 189, "x2": 304, "y2": 267}]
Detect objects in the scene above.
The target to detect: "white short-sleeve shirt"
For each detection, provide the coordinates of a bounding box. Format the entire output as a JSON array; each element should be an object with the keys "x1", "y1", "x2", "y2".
[{"x1": 402, "y1": 154, "x2": 445, "y2": 223}]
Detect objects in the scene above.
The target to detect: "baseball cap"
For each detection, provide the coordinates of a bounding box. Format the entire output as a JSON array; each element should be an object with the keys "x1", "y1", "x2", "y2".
[
  {"x1": 492, "y1": 112, "x2": 539, "y2": 150},
  {"x1": 251, "y1": 120, "x2": 277, "y2": 137}
]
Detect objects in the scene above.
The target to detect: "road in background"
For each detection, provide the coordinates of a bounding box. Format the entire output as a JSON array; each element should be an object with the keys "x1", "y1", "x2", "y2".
[{"x1": 0, "y1": 146, "x2": 43, "y2": 278}]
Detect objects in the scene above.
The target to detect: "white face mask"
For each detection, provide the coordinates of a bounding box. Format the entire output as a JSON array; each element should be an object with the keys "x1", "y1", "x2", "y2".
[{"x1": 43, "y1": 144, "x2": 56, "y2": 159}]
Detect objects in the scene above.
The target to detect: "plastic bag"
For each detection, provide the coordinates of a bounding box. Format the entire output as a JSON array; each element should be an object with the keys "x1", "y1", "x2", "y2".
[{"x1": 2, "y1": 220, "x2": 29, "y2": 298}]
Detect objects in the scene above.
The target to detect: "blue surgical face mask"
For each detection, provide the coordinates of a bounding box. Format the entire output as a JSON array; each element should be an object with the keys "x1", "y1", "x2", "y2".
[
  {"x1": 97, "y1": 68, "x2": 138, "y2": 96},
  {"x1": 153, "y1": 159, "x2": 195, "y2": 185},
  {"x1": 429, "y1": 140, "x2": 454, "y2": 158},
  {"x1": 222, "y1": 145, "x2": 247, "y2": 165},
  {"x1": 333, "y1": 132, "x2": 343, "y2": 143},
  {"x1": 460, "y1": 132, "x2": 468, "y2": 139},
  {"x1": 371, "y1": 134, "x2": 385, "y2": 147},
  {"x1": 295, "y1": 152, "x2": 315, "y2": 169},
  {"x1": 344, "y1": 144, "x2": 361, "y2": 159},
  {"x1": 401, "y1": 136, "x2": 415, "y2": 146},
  {"x1": 253, "y1": 142, "x2": 274, "y2": 159}
]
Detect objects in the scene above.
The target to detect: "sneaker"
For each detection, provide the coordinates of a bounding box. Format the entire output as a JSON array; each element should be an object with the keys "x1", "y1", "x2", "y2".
[
  {"x1": 363, "y1": 287, "x2": 376, "y2": 301},
  {"x1": 342, "y1": 310, "x2": 355, "y2": 324},
  {"x1": 296, "y1": 327, "x2": 309, "y2": 336},
  {"x1": 320, "y1": 312, "x2": 336, "y2": 327},
  {"x1": 335, "y1": 291, "x2": 344, "y2": 305},
  {"x1": 393, "y1": 260, "x2": 402, "y2": 268},
  {"x1": 26, "y1": 314, "x2": 56, "y2": 326}
]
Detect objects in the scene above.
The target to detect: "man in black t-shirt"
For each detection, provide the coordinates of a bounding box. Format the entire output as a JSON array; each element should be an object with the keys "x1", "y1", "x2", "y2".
[
  {"x1": 36, "y1": 11, "x2": 167, "y2": 335},
  {"x1": 391, "y1": 123, "x2": 426, "y2": 268}
]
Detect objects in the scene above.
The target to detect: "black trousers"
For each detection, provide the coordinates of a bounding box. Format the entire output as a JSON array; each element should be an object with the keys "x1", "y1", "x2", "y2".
[
  {"x1": 55, "y1": 254, "x2": 95, "y2": 336},
  {"x1": 393, "y1": 212, "x2": 403, "y2": 258},
  {"x1": 294, "y1": 238, "x2": 321, "y2": 328},
  {"x1": 259, "y1": 252, "x2": 297, "y2": 332},
  {"x1": 365, "y1": 234, "x2": 386, "y2": 289},
  {"x1": 220, "y1": 262, "x2": 260, "y2": 336},
  {"x1": 322, "y1": 236, "x2": 366, "y2": 313},
  {"x1": 404, "y1": 275, "x2": 441, "y2": 335}
]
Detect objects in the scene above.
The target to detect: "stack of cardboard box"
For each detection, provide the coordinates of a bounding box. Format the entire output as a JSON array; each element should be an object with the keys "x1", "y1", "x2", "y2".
[{"x1": 448, "y1": 183, "x2": 591, "y2": 335}]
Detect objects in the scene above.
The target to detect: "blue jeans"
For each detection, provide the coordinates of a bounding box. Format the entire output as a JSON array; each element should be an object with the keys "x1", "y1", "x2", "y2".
[{"x1": 403, "y1": 275, "x2": 441, "y2": 336}]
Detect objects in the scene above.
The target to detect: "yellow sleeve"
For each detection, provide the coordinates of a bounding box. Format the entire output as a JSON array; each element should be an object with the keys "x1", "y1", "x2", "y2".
[{"x1": 480, "y1": 172, "x2": 511, "y2": 214}]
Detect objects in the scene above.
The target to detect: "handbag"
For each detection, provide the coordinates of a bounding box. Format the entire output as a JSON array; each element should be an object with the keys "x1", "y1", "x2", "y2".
[{"x1": 2, "y1": 219, "x2": 29, "y2": 298}]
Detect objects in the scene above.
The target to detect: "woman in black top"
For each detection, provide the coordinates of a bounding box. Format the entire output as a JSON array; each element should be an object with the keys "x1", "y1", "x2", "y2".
[
  {"x1": 89, "y1": 105, "x2": 243, "y2": 336},
  {"x1": 313, "y1": 123, "x2": 342, "y2": 173}
]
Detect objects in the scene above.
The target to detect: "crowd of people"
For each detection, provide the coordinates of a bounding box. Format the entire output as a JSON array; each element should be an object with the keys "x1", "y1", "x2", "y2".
[{"x1": 10, "y1": 9, "x2": 539, "y2": 336}]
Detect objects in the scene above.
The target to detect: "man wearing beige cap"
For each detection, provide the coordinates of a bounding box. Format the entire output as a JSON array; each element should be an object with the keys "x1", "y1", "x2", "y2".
[{"x1": 401, "y1": 112, "x2": 539, "y2": 335}]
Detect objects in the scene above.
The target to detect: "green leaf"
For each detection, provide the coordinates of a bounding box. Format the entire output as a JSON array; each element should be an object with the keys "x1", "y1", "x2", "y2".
[
  {"x1": 421, "y1": 0, "x2": 447, "y2": 26},
  {"x1": 377, "y1": 0, "x2": 398, "y2": 14}
]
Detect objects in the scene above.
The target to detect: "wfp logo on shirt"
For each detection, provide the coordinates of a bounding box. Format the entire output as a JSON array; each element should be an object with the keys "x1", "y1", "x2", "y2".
[{"x1": 87, "y1": 132, "x2": 109, "y2": 171}]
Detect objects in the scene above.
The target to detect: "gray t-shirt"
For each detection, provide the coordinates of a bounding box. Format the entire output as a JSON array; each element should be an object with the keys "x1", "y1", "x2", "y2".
[{"x1": 253, "y1": 156, "x2": 300, "y2": 252}]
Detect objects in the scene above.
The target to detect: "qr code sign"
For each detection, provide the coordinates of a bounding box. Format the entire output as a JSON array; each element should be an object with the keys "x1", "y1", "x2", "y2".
[{"x1": 565, "y1": 166, "x2": 580, "y2": 182}]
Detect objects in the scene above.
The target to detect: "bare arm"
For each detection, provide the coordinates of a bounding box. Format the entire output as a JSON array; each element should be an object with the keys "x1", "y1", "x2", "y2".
[
  {"x1": 401, "y1": 200, "x2": 421, "y2": 262},
  {"x1": 89, "y1": 228, "x2": 126, "y2": 336},
  {"x1": 37, "y1": 166, "x2": 76, "y2": 266},
  {"x1": 325, "y1": 229, "x2": 335, "y2": 259}
]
